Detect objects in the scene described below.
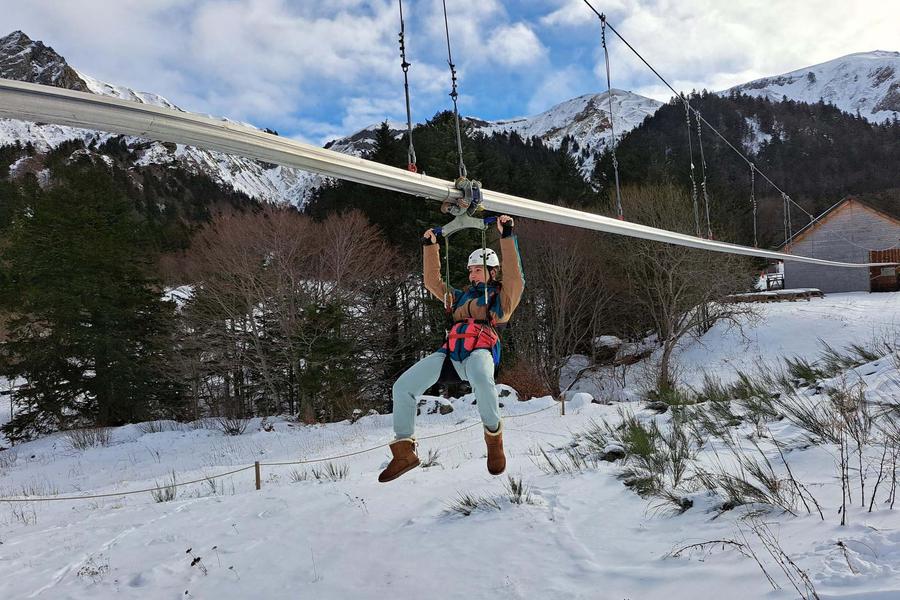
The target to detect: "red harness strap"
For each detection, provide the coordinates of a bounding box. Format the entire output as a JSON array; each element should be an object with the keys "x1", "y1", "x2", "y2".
[{"x1": 444, "y1": 318, "x2": 499, "y2": 354}]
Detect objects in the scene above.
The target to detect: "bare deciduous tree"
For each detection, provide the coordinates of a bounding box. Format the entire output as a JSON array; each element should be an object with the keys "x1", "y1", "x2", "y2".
[
  {"x1": 178, "y1": 206, "x2": 399, "y2": 420},
  {"x1": 614, "y1": 185, "x2": 755, "y2": 392},
  {"x1": 511, "y1": 219, "x2": 615, "y2": 394}
]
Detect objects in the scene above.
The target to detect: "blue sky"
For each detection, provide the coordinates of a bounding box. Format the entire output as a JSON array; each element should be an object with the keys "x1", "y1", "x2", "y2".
[{"x1": 5, "y1": 1, "x2": 898, "y2": 145}]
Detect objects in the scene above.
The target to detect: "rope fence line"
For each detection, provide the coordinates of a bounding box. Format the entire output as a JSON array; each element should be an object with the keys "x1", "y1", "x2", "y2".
[
  {"x1": 0, "y1": 401, "x2": 563, "y2": 504},
  {"x1": 0, "y1": 465, "x2": 255, "y2": 504}
]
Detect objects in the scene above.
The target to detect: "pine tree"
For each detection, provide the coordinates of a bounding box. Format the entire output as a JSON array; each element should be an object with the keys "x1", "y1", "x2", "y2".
[{"x1": 0, "y1": 160, "x2": 185, "y2": 440}]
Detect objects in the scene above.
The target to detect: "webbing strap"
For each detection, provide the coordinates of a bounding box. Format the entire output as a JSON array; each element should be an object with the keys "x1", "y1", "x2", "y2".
[
  {"x1": 443, "y1": 235, "x2": 452, "y2": 314},
  {"x1": 481, "y1": 226, "x2": 488, "y2": 305}
]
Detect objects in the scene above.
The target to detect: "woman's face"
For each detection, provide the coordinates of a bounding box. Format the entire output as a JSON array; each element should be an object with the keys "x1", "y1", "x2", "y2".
[{"x1": 467, "y1": 265, "x2": 487, "y2": 284}]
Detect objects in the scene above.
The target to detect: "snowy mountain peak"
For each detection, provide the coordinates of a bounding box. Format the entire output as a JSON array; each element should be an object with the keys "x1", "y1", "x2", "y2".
[
  {"x1": 471, "y1": 89, "x2": 662, "y2": 177},
  {"x1": 76, "y1": 70, "x2": 182, "y2": 111},
  {"x1": 325, "y1": 89, "x2": 662, "y2": 179},
  {"x1": 0, "y1": 31, "x2": 322, "y2": 206},
  {"x1": 726, "y1": 50, "x2": 900, "y2": 123},
  {"x1": 0, "y1": 30, "x2": 89, "y2": 92}
]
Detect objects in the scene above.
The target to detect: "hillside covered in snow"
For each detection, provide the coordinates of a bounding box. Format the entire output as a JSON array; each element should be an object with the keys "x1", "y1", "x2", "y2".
[
  {"x1": 726, "y1": 50, "x2": 900, "y2": 124},
  {"x1": 2, "y1": 292, "x2": 899, "y2": 599},
  {"x1": 0, "y1": 30, "x2": 321, "y2": 206}
]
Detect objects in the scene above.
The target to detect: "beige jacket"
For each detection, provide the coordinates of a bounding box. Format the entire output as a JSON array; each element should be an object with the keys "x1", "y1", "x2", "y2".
[{"x1": 423, "y1": 236, "x2": 525, "y2": 324}]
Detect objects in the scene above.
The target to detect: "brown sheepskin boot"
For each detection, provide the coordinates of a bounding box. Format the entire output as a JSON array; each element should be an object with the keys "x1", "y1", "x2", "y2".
[
  {"x1": 378, "y1": 438, "x2": 420, "y2": 483},
  {"x1": 484, "y1": 421, "x2": 506, "y2": 475}
]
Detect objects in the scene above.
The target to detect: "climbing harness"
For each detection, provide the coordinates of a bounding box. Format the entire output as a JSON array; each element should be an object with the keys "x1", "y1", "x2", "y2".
[
  {"x1": 396, "y1": 0, "x2": 417, "y2": 172},
  {"x1": 426, "y1": 215, "x2": 503, "y2": 384}
]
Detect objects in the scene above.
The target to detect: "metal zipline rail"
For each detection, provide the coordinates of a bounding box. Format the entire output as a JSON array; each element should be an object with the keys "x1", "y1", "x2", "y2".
[{"x1": 0, "y1": 78, "x2": 891, "y2": 268}]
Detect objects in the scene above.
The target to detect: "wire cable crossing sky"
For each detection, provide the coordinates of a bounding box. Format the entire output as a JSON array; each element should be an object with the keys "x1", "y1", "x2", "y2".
[{"x1": 0, "y1": 78, "x2": 892, "y2": 269}]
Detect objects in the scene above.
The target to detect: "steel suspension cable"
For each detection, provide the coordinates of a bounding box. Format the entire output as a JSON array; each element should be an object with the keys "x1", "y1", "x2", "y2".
[
  {"x1": 441, "y1": 0, "x2": 467, "y2": 179},
  {"x1": 784, "y1": 193, "x2": 793, "y2": 245},
  {"x1": 750, "y1": 164, "x2": 758, "y2": 247},
  {"x1": 582, "y1": 4, "x2": 816, "y2": 224},
  {"x1": 599, "y1": 14, "x2": 624, "y2": 219},
  {"x1": 4, "y1": 79, "x2": 896, "y2": 268},
  {"x1": 683, "y1": 96, "x2": 702, "y2": 237},
  {"x1": 694, "y1": 108, "x2": 713, "y2": 239},
  {"x1": 397, "y1": 0, "x2": 417, "y2": 172},
  {"x1": 582, "y1": 6, "x2": 891, "y2": 254},
  {"x1": 782, "y1": 194, "x2": 790, "y2": 245}
]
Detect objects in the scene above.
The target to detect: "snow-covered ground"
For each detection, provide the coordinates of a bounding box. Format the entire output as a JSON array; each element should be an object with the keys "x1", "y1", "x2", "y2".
[
  {"x1": 567, "y1": 292, "x2": 900, "y2": 399},
  {"x1": 1, "y1": 293, "x2": 899, "y2": 599},
  {"x1": 674, "y1": 292, "x2": 900, "y2": 387}
]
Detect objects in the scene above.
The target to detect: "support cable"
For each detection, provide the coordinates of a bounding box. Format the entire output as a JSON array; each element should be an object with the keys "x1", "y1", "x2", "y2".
[
  {"x1": 683, "y1": 96, "x2": 702, "y2": 237},
  {"x1": 694, "y1": 108, "x2": 713, "y2": 239},
  {"x1": 782, "y1": 193, "x2": 790, "y2": 246},
  {"x1": 441, "y1": 0, "x2": 467, "y2": 179},
  {"x1": 785, "y1": 193, "x2": 793, "y2": 241},
  {"x1": 3, "y1": 79, "x2": 896, "y2": 268},
  {"x1": 750, "y1": 164, "x2": 758, "y2": 248},
  {"x1": 582, "y1": 5, "x2": 893, "y2": 254},
  {"x1": 600, "y1": 14, "x2": 624, "y2": 220},
  {"x1": 397, "y1": 0, "x2": 417, "y2": 172},
  {"x1": 583, "y1": 4, "x2": 815, "y2": 223}
]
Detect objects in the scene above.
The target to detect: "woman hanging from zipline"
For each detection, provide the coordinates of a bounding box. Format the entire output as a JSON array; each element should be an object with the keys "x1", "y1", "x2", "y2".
[{"x1": 378, "y1": 214, "x2": 525, "y2": 482}]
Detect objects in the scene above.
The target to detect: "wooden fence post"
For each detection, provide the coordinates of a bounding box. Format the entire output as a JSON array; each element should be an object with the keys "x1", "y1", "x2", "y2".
[
  {"x1": 255, "y1": 461, "x2": 261, "y2": 490},
  {"x1": 561, "y1": 394, "x2": 566, "y2": 416}
]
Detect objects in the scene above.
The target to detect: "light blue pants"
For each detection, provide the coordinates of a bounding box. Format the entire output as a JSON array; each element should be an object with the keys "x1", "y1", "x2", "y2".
[{"x1": 392, "y1": 350, "x2": 500, "y2": 439}]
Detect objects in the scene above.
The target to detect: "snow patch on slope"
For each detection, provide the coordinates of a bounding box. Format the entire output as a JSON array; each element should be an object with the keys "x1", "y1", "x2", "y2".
[{"x1": 726, "y1": 50, "x2": 900, "y2": 124}]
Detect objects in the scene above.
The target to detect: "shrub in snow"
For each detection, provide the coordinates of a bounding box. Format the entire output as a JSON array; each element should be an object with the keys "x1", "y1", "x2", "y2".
[
  {"x1": 420, "y1": 448, "x2": 441, "y2": 468},
  {"x1": 532, "y1": 445, "x2": 596, "y2": 475},
  {"x1": 0, "y1": 447, "x2": 17, "y2": 470},
  {"x1": 311, "y1": 462, "x2": 348, "y2": 482},
  {"x1": 504, "y1": 475, "x2": 534, "y2": 505},
  {"x1": 444, "y1": 492, "x2": 500, "y2": 517},
  {"x1": 151, "y1": 471, "x2": 178, "y2": 503},
  {"x1": 65, "y1": 427, "x2": 111, "y2": 450},
  {"x1": 137, "y1": 420, "x2": 188, "y2": 435},
  {"x1": 289, "y1": 468, "x2": 309, "y2": 483},
  {"x1": 76, "y1": 554, "x2": 110, "y2": 583},
  {"x1": 427, "y1": 398, "x2": 454, "y2": 415},
  {"x1": 216, "y1": 416, "x2": 249, "y2": 436}
]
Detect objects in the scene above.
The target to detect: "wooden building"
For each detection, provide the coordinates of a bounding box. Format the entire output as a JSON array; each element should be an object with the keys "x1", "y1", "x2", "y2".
[{"x1": 781, "y1": 197, "x2": 900, "y2": 293}]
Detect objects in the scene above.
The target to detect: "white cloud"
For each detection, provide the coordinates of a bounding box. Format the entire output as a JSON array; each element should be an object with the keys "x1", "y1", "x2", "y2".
[
  {"x1": 420, "y1": 0, "x2": 507, "y2": 69},
  {"x1": 589, "y1": 1, "x2": 900, "y2": 96},
  {"x1": 541, "y1": 0, "x2": 627, "y2": 28},
  {"x1": 4, "y1": 0, "x2": 900, "y2": 142},
  {"x1": 489, "y1": 23, "x2": 548, "y2": 68}
]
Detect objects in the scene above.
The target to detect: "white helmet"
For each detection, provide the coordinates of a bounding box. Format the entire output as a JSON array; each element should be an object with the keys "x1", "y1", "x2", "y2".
[{"x1": 467, "y1": 248, "x2": 500, "y2": 268}]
